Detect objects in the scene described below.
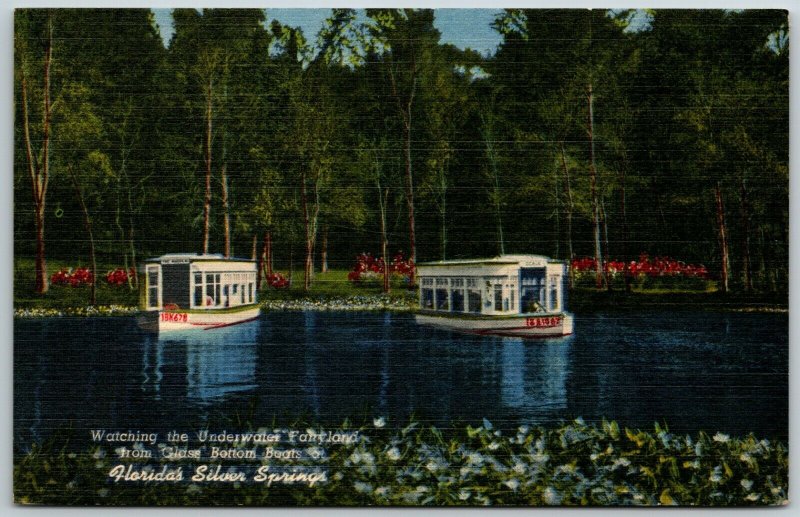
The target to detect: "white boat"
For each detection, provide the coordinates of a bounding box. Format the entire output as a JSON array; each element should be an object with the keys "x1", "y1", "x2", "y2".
[
  {"x1": 415, "y1": 254, "x2": 573, "y2": 338},
  {"x1": 138, "y1": 253, "x2": 260, "y2": 332}
]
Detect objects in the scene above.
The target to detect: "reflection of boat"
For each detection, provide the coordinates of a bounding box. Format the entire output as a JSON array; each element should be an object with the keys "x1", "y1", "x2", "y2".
[
  {"x1": 415, "y1": 255, "x2": 573, "y2": 338},
  {"x1": 137, "y1": 253, "x2": 260, "y2": 332},
  {"x1": 501, "y1": 338, "x2": 570, "y2": 411},
  {"x1": 142, "y1": 319, "x2": 259, "y2": 404}
]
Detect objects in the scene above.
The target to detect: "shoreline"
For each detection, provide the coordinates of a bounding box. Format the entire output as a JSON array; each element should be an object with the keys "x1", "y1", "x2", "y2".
[{"x1": 13, "y1": 296, "x2": 787, "y2": 319}]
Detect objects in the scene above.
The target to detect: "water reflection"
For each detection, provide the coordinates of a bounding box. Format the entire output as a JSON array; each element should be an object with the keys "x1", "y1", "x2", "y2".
[
  {"x1": 501, "y1": 337, "x2": 571, "y2": 413},
  {"x1": 13, "y1": 310, "x2": 789, "y2": 452},
  {"x1": 141, "y1": 320, "x2": 260, "y2": 406}
]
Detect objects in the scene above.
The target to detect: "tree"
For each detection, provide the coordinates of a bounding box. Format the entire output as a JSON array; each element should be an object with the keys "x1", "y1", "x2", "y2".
[
  {"x1": 15, "y1": 10, "x2": 55, "y2": 294},
  {"x1": 366, "y1": 9, "x2": 441, "y2": 277}
]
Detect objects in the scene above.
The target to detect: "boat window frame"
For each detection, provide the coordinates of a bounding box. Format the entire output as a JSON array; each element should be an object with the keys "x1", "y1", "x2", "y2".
[{"x1": 146, "y1": 264, "x2": 162, "y2": 310}]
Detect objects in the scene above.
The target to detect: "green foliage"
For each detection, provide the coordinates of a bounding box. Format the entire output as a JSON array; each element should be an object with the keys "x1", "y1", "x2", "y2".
[
  {"x1": 14, "y1": 419, "x2": 787, "y2": 506},
  {"x1": 13, "y1": 8, "x2": 789, "y2": 295}
]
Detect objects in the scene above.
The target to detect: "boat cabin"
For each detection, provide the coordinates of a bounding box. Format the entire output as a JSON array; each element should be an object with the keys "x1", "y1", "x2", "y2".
[
  {"x1": 416, "y1": 255, "x2": 568, "y2": 316},
  {"x1": 141, "y1": 254, "x2": 258, "y2": 311}
]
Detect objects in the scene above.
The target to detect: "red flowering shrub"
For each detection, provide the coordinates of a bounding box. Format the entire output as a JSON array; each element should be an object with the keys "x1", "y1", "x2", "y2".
[
  {"x1": 571, "y1": 253, "x2": 711, "y2": 289},
  {"x1": 267, "y1": 273, "x2": 289, "y2": 289},
  {"x1": 50, "y1": 267, "x2": 94, "y2": 287},
  {"x1": 105, "y1": 267, "x2": 136, "y2": 286},
  {"x1": 348, "y1": 251, "x2": 415, "y2": 285},
  {"x1": 571, "y1": 253, "x2": 709, "y2": 279}
]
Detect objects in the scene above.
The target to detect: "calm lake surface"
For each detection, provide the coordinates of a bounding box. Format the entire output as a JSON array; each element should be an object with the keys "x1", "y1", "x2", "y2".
[{"x1": 14, "y1": 311, "x2": 788, "y2": 450}]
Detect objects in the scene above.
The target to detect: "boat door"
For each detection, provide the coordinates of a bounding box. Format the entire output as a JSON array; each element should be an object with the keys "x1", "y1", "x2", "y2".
[
  {"x1": 519, "y1": 267, "x2": 546, "y2": 313},
  {"x1": 145, "y1": 264, "x2": 162, "y2": 310}
]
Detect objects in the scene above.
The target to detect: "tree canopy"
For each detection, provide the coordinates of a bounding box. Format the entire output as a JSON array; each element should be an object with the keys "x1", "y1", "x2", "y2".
[{"x1": 14, "y1": 8, "x2": 789, "y2": 293}]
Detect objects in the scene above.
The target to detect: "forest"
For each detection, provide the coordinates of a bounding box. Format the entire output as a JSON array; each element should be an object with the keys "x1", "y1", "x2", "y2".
[{"x1": 14, "y1": 9, "x2": 789, "y2": 296}]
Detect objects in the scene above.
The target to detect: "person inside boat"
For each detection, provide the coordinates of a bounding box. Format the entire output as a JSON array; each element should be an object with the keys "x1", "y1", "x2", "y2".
[{"x1": 526, "y1": 300, "x2": 544, "y2": 313}]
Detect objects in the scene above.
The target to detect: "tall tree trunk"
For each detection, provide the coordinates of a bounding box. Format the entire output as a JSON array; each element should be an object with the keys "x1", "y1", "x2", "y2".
[
  {"x1": 68, "y1": 167, "x2": 97, "y2": 306},
  {"x1": 389, "y1": 66, "x2": 417, "y2": 282},
  {"x1": 553, "y1": 162, "x2": 560, "y2": 259},
  {"x1": 714, "y1": 182, "x2": 730, "y2": 294},
  {"x1": 601, "y1": 197, "x2": 612, "y2": 291},
  {"x1": 202, "y1": 75, "x2": 213, "y2": 255},
  {"x1": 20, "y1": 17, "x2": 53, "y2": 295},
  {"x1": 739, "y1": 178, "x2": 752, "y2": 292},
  {"x1": 587, "y1": 83, "x2": 604, "y2": 289},
  {"x1": 483, "y1": 114, "x2": 505, "y2": 256},
  {"x1": 301, "y1": 172, "x2": 313, "y2": 291},
  {"x1": 620, "y1": 164, "x2": 631, "y2": 292},
  {"x1": 320, "y1": 226, "x2": 328, "y2": 273},
  {"x1": 402, "y1": 120, "x2": 416, "y2": 281},
  {"x1": 126, "y1": 184, "x2": 138, "y2": 288},
  {"x1": 559, "y1": 142, "x2": 574, "y2": 287},
  {"x1": 258, "y1": 233, "x2": 267, "y2": 289},
  {"x1": 382, "y1": 227, "x2": 390, "y2": 294},
  {"x1": 34, "y1": 205, "x2": 47, "y2": 294},
  {"x1": 266, "y1": 231, "x2": 273, "y2": 277},
  {"x1": 383, "y1": 186, "x2": 391, "y2": 293},
  {"x1": 251, "y1": 234, "x2": 257, "y2": 260},
  {"x1": 440, "y1": 189, "x2": 447, "y2": 261},
  {"x1": 221, "y1": 162, "x2": 230, "y2": 258},
  {"x1": 288, "y1": 246, "x2": 293, "y2": 288},
  {"x1": 375, "y1": 156, "x2": 390, "y2": 293},
  {"x1": 757, "y1": 225, "x2": 767, "y2": 291}
]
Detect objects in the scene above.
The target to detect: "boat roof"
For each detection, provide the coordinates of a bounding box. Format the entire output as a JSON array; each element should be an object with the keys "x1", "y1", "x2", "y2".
[
  {"x1": 417, "y1": 254, "x2": 560, "y2": 267},
  {"x1": 145, "y1": 253, "x2": 255, "y2": 263}
]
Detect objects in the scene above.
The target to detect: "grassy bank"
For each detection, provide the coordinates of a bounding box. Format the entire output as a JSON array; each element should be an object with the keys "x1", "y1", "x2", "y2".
[
  {"x1": 14, "y1": 259, "x2": 787, "y2": 315},
  {"x1": 14, "y1": 418, "x2": 787, "y2": 506},
  {"x1": 14, "y1": 258, "x2": 139, "y2": 310}
]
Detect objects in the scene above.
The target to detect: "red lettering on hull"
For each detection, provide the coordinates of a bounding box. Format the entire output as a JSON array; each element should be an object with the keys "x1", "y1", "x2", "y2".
[
  {"x1": 160, "y1": 312, "x2": 188, "y2": 323},
  {"x1": 525, "y1": 316, "x2": 562, "y2": 328}
]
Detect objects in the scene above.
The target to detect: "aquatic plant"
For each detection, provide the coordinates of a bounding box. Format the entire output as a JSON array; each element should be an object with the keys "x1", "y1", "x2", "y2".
[{"x1": 14, "y1": 418, "x2": 787, "y2": 506}]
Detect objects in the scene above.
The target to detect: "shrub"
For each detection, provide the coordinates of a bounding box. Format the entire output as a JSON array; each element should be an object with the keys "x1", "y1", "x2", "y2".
[
  {"x1": 267, "y1": 273, "x2": 289, "y2": 289},
  {"x1": 50, "y1": 267, "x2": 94, "y2": 288},
  {"x1": 348, "y1": 252, "x2": 415, "y2": 286},
  {"x1": 105, "y1": 268, "x2": 136, "y2": 286},
  {"x1": 572, "y1": 253, "x2": 711, "y2": 290}
]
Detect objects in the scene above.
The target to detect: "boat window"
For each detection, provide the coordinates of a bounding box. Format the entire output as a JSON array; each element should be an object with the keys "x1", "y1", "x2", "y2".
[
  {"x1": 468, "y1": 290, "x2": 481, "y2": 313},
  {"x1": 193, "y1": 272, "x2": 203, "y2": 308},
  {"x1": 511, "y1": 290, "x2": 516, "y2": 312},
  {"x1": 205, "y1": 273, "x2": 221, "y2": 307},
  {"x1": 451, "y1": 289, "x2": 465, "y2": 312},
  {"x1": 549, "y1": 275, "x2": 559, "y2": 311},
  {"x1": 435, "y1": 289, "x2": 449, "y2": 310},
  {"x1": 494, "y1": 285, "x2": 503, "y2": 311},
  {"x1": 248, "y1": 282, "x2": 254, "y2": 303},
  {"x1": 421, "y1": 288, "x2": 434, "y2": 309},
  {"x1": 146, "y1": 265, "x2": 160, "y2": 309}
]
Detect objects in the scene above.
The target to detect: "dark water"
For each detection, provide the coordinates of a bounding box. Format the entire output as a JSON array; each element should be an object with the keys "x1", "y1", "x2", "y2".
[{"x1": 14, "y1": 311, "x2": 788, "y2": 450}]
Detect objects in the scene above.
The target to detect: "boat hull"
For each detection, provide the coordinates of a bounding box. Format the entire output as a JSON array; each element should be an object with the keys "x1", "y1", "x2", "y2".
[
  {"x1": 138, "y1": 306, "x2": 261, "y2": 332},
  {"x1": 415, "y1": 311, "x2": 573, "y2": 338}
]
